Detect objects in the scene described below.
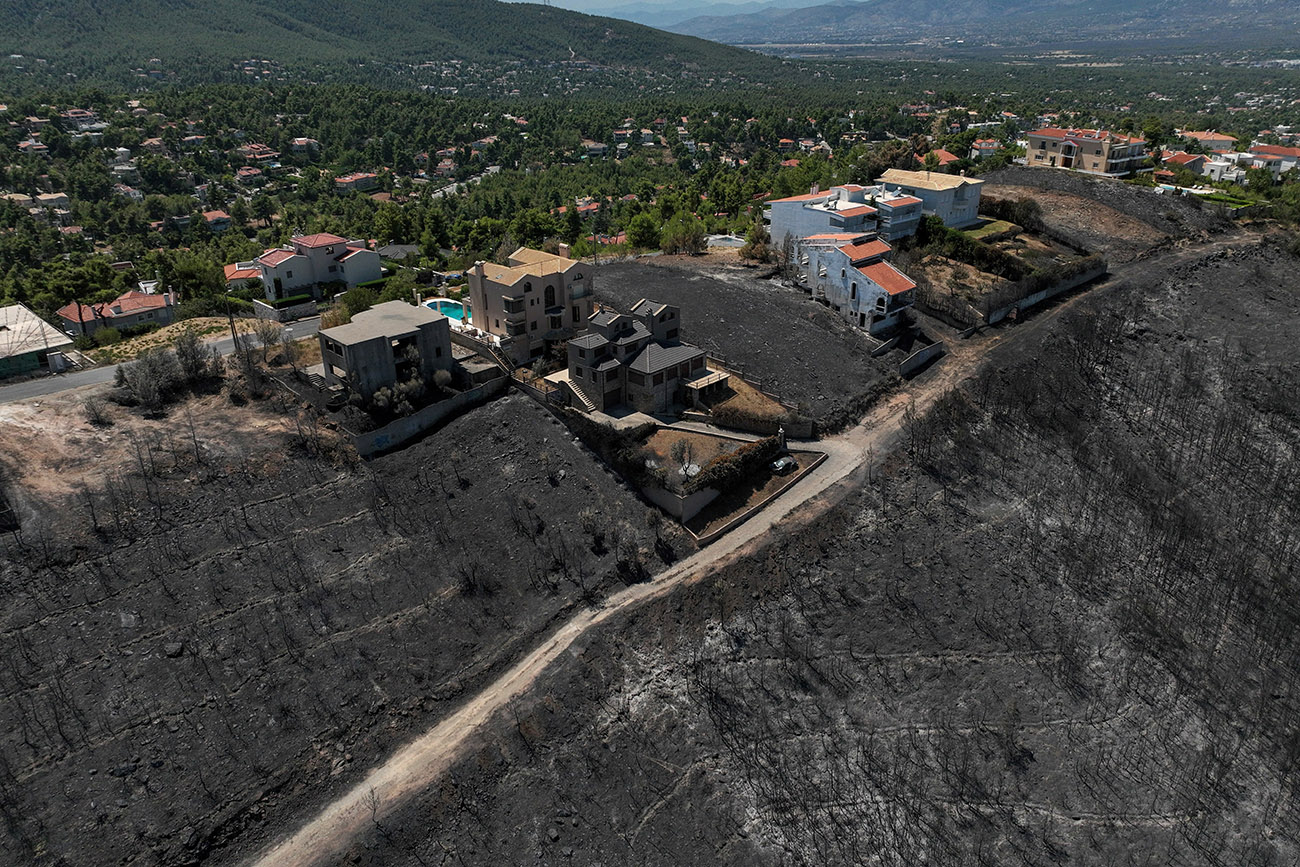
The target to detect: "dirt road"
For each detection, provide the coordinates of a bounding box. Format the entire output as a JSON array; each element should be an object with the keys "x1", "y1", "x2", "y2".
[{"x1": 247, "y1": 231, "x2": 1255, "y2": 867}]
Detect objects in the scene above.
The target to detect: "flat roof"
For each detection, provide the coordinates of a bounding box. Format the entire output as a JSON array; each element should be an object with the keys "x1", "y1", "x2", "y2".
[
  {"x1": 0, "y1": 303, "x2": 73, "y2": 357},
  {"x1": 320, "y1": 301, "x2": 445, "y2": 345},
  {"x1": 878, "y1": 169, "x2": 984, "y2": 192}
]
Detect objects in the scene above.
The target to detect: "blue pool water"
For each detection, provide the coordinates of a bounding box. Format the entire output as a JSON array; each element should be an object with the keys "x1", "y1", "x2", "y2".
[{"x1": 425, "y1": 298, "x2": 469, "y2": 322}]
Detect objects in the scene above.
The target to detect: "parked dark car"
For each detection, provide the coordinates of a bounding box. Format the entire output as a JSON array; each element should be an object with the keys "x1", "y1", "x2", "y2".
[{"x1": 770, "y1": 455, "x2": 796, "y2": 475}]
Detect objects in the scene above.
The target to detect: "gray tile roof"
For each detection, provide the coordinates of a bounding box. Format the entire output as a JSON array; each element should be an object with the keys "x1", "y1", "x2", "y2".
[
  {"x1": 627, "y1": 341, "x2": 704, "y2": 374},
  {"x1": 570, "y1": 332, "x2": 608, "y2": 350}
]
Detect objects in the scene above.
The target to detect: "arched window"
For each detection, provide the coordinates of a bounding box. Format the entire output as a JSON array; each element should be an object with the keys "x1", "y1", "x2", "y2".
[
  {"x1": 524, "y1": 281, "x2": 532, "y2": 292},
  {"x1": 545, "y1": 284, "x2": 556, "y2": 308},
  {"x1": 850, "y1": 282, "x2": 857, "y2": 300}
]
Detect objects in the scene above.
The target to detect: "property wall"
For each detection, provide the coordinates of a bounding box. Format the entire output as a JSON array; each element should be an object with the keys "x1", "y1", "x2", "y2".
[
  {"x1": 253, "y1": 299, "x2": 318, "y2": 322},
  {"x1": 985, "y1": 262, "x2": 1108, "y2": 325},
  {"x1": 641, "y1": 484, "x2": 720, "y2": 523},
  {"x1": 898, "y1": 340, "x2": 946, "y2": 377},
  {"x1": 351, "y1": 375, "x2": 508, "y2": 457}
]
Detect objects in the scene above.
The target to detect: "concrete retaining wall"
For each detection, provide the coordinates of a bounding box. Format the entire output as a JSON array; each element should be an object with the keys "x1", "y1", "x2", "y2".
[
  {"x1": 351, "y1": 375, "x2": 508, "y2": 457},
  {"x1": 642, "y1": 484, "x2": 721, "y2": 523},
  {"x1": 899, "y1": 340, "x2": 946, "y2": 377},
  {"x1": 253, "y1": 299, "x2": 318, "y2": 322},
  {"x1": 694, "y1": 450, "x2": 828, "y2": 546}
]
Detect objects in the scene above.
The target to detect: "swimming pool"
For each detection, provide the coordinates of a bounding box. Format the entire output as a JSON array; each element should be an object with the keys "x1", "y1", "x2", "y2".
[{"x1": 425, "y1": 298, "x2": 469, "y2": 322}]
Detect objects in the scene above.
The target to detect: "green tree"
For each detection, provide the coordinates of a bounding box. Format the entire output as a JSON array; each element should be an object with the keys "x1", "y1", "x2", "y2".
[
  {"x1": 626, "y1": 213, "x2": 660, "y2": 248},
  {"x1": 660, "y1": 212, "x2": 705, "y2": 255}
]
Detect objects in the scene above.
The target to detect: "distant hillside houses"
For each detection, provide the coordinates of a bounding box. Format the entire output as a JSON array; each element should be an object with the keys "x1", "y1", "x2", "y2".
[{"x1": 766, "y1": 183, "x2": 923, "y2": 246}]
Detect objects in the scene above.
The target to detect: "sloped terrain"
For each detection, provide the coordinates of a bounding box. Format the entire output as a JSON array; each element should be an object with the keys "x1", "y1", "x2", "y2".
[
  {"x1": 2, "y1": 0, "x2": 775, "y2": 81},
  {"x1": 596, "y1": 257, "x2": 897, "y2": 428},
  {"x1": 0, "y1": 394, "x2": 693, "y2": 865},
  {"x1": 343, "y1": 234, "x2": 1300, "y2": 866},
  {"x1": 981, "y1": 166, "x2": 1233, "y2": 263}
]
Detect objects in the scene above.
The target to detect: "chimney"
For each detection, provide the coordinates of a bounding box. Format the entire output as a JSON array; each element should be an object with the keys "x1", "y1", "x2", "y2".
[
  {"x1": 810, "y1": 183, "x2": 820, "y2": 195},
  {"x1": 558, "y1": 242, "x2": 571, "y2": 259}
]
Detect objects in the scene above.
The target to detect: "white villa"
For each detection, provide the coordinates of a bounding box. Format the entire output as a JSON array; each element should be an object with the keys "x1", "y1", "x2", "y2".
[{"x1": 248, "y1": 232, "x2": 382, "y2": 301}]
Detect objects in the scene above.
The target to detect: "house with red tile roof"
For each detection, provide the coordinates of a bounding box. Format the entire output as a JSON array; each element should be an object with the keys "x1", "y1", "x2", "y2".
[
  {"x1": 335, "y1": 172, "x2": 379, "y2": 193},
  {"x1": 1179, "y1": 130, "x2": 1237, "y2": 153},
  {"x1": 1162, "y1": 151, "x2": 1208, "y2": 174},
  {"x1": 56, "y1": 290, "x2": 178, "y2": 336},
  {"x1": 1249, "y1": 143, "x2": 1300, "y2": 171},
  {"x1": 970, "y1": 139, "x2": 1001, "y2": 159},
  {"x1": 797, "y1": 231, "x2": 915, "y2": 335},
  {"x1": 915, "y1": 148, "x2": 960, "y2": 168},
  {"x1": 242, "y1": 232, "x2": 381, "y2": 303},
  {"x1": 1025, "y1": 128, "x2": 1147, "y2": 177}
]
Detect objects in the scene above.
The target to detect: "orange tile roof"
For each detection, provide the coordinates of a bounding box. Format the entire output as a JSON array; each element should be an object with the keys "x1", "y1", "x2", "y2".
[
  {"x1": 295, "y1": 232, "x2": 348, "y2": 248},
  {"x1": 881, "y1": 195, "x2": 922, "y2": 207},
  {"x1": 860, "y1": 262, "x2": 916, "y2": 296},
  {"x1": 225, "y1": 263, "x2": 260, "y2": 281},
  {"x1": 259, "y1": 249, "x2": 297, "y2": 266},
  {"x1": 766, "y1": 192, "x2": 824, "y2": 203},
  {"x1": 834, "y1": 205, "x2": 877, "y2": 218},
  {"x1": 1251, "y1": 144, "x2": 1300, "y2": 158},
  {"x1": 838, "y1": 239, "x2": 891, "y2": 263}
]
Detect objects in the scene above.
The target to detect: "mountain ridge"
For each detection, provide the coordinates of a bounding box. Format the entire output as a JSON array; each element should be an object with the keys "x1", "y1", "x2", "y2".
[
  {"x1": 1, "y1": 0, "x2": 777, "y2": 83},
  {"x1": 667, "y1": 0, "x2": 1300, "y2": 47}
]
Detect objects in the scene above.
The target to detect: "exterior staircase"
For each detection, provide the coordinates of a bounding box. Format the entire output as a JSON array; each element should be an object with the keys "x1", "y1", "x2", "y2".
[{"x1": 566, "y1": 380, "x2": 597, "y2": 414}]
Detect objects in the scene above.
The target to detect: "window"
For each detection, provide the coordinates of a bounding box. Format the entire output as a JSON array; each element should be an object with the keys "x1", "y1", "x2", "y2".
[
  {"x1": 666, "y1": 328, "x2": 678, "y2": 340},
  {"x1": 524, "y1": 281, "x2": 532, "y2": 292},
  {"x1": 850, "y1": 282, "x2": 857, "y2": 300},
  {"x1": 494, "y1": 318, "x2": 500, "y2": 328},
  {"x1": 841, "y1": 268, "x2": 846, "y2": 278},
  {"x1": 653, "y1": 372, "x2": 664, "y2": 385},
  {"x1": 571, "y1": 305, "x2": 579, "y2": 322},
  {"x1": 628, "y1": 370, "x2": 645, "y2": 386},
  {"x1": 286, "y1": 270, "x2": 293, "y2": 278},
  {"x1": 328, "y1": 265, "x2": 337, "y2": 272},
  {"x1": 578, "y1": 348, "x2": 586, "y2": 359},
  {"x1": 435, "y1": 347, "x2": 442, "y2": 357},
  {"x1": 530, "y1": 321, "x2": 537, "y2": 331},
  {"x1": 545, "y1": 285, "x2": 556, "y2": 307}
]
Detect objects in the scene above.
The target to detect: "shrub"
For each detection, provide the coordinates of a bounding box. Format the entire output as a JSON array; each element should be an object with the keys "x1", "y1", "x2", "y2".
[
  {"x1": 92, "y1": 327, "x2": 122, "y2": 347},
  {"x1": 686, "y1": 435, "x2": 781, "y2": 494}
]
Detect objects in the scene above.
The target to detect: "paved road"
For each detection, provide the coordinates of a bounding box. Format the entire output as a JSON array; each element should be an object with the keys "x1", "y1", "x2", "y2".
[{"x1": 0, "y1": 315, "x2": 321, "y2": 405}]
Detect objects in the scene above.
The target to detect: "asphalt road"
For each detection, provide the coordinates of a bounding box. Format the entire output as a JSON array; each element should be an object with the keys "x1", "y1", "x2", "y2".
[{"x1": 0, "y1": 315, "x2": 321, "y2": 406}]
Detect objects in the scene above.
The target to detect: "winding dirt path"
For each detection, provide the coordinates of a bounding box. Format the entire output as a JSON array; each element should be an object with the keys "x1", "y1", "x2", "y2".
[{"x1": 248, "y1": 231, "x2": 1254, "y2": 867}]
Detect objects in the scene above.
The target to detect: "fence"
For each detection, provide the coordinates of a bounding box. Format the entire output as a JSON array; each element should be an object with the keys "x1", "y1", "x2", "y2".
[
  {"x1": 984, "y1": 260, "x2": 1109, "y2": 325},
  {"x1": 705, "y1": 353, "x2": 800, "y2": 414},
  {"x1": 350, "y1": 375, "x2": 508, "y2": 457}
]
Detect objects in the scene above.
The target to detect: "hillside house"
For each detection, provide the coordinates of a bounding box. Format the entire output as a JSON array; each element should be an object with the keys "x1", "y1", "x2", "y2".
[
  {"x1": 318, "y1": 301, "x2": 452, "y2": 400},
  {"x1": 915, "y1": 148, "x2": 960, "y2": 168},
  {"x1": 224, "y1": 261, "x2": 260, "y2": 289},
  {"x1": 203, "y1": 210, "x2": 231, "y2": 232},
  {"x1": 766, "y1": 184, "x2": 923, "y2": 247},
  {"x1": 798, "y1": 235, "x2": 915, "y2": 335},
  {"x1": 335, "y1": 172, "x2": 379, "y2": 193},
  {"x1": 1250, "y1": 144, "x2": 1300, "y2": 172},
  {"x1": 57, "y1": 108, "x2": 98, "y2": 130},
  {"x1": 1179, "y1": 130, "x2": 1237, "y2": 153},
  {"x1": 878, "y1": 169, "x2": 984, "y2": 229},
  {"x1": 1025, "y1": 128, "x2": 1148, "y2": 177},
  {"x1": 252, "y1": 232, "x2": 381, "y2": 301},
  {"x1": 56, "y1": 290, "x2": 178, "y2": 337},
  {"x1": 970, "y1": 139, "x2": 1001, "y2": 159},
  {"x1": 0, "y1": 304, "x2": 73, "y2": 378},
  {"x1": 290, "y1": 137, "x2": 320, "y2": 154},
  {"x1": 466, "y1": 247, "x2": 595, "y2": 365},
  {"x1": 565, "y1": 300, "x2": 720, "y2": 414},
  {"x1": 1162, "y1": 152, "x2": 1208, "y2": 174}
]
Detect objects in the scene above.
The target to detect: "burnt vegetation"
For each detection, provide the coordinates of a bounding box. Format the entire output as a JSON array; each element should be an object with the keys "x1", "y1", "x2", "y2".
[
  {"x1": 0, "y1": 395, "x2": 692, "y2": 865},
  {"x1": 343, "y1": 237, "x2": 1300, "y2": 867}
]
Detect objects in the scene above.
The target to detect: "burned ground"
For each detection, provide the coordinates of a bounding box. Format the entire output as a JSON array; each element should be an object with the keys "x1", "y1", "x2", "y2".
[
  {"x1": 343, "y1": 234, "x2": 1300, "y2": 867},
  {"x1": 0, "y1": 394, "x2": 693, "y2": 866},
  {"x1": 596, "y1": 257, "x2": 897, "y2": 429},
  {"x1": 981, "y1": 165, "x2": 1233, "y2": 263}
]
